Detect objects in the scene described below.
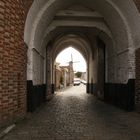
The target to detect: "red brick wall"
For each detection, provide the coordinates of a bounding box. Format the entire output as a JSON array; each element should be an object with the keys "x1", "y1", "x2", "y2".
[
  {"x1": 136, "y1": 48, "x2": 140, "y2": 109},
  {"x1": 0, "y1": 0, "x2": 33, "y2": 127},
  {"x1": 133, "y1": 0, "x2": 140, "y2": 109}
]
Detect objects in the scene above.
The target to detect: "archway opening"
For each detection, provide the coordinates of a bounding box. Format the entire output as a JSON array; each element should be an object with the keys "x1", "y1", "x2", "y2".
[{"x1": 54, "y1": 46, "x2": 87, "y2": 93}]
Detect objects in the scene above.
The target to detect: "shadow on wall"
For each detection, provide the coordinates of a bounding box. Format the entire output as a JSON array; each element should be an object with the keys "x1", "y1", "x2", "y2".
[
  {"x1": 26, "y1": 79, "x2": 135, "y2": 112},
  {"x1": 27, "y1": 81, "x2": 46, "y2": 112},
  {"x1": 104, "y1": 79, "x2": 135, "y2": 111}
]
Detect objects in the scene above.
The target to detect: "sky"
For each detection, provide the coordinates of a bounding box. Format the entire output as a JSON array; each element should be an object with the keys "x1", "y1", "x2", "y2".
[{"x1": 56, "y1": 47, "x2": 87, "y2": 72}]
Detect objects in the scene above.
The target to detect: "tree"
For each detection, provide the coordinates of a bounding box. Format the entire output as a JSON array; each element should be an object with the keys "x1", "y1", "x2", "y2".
[
  {"x1": 75, "y1": 72, "x2": 82, "y2": 78},
  {"x1": 60, "y1": 76, "x2": 64, "y2": 85}
]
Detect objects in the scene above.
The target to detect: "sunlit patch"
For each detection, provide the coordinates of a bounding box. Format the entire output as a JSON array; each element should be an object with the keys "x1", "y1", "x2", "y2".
[{"x1": 56, "y1": 46, "x2": 87, "y2": 72}]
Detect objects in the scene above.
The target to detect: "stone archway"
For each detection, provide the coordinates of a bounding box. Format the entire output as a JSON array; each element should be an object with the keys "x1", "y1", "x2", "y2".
[
  {"x1": 1, "y1": 0, "x2": 140, "y2": 128},
  {"x1": 25, "y1": 0, "x2": 140, "y2": 88},
  {"x1": 24, "y1": 0, "x2": 140, "y2": 112},
  {"x1": 50, "y1": 34, "x2": 91, "y2": 94}
]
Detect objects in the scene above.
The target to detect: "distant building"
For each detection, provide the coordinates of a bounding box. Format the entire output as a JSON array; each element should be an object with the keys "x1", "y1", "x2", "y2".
[
  {"x1": 61, "y1": 61, "x2": 74, "y2": 86},
  {"x1": 54, "y1": 63, "x2": 62, "y2": 89},
  {"x1": 54, "y1": 62, "x2": 74, "y2": 90}
]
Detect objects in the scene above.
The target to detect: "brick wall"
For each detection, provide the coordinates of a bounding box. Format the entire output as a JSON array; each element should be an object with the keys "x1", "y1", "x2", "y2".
[
  {"x1": 133, "y1": 0, "x2": 140, "y2": 11},
  {"x1": 136, "y1": 48, "x2": 140, "y2": 110},
  {"x1": 0, "y1": 0, "x2": 33, "y2": 127},
  {"x1": 133, "y1": 0, "x2": 140, "y2": 110}
]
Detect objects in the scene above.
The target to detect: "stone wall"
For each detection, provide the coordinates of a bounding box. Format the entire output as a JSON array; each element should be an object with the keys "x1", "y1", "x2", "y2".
[{"x1": 32, "y1": 49, "x2": 45, "y2": 85}]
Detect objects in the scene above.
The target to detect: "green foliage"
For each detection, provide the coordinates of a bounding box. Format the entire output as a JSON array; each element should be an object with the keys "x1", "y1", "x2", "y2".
[
  {"x1": 75, "y1": 72, "x2": 82, "y2": 78},
  {"x1": 60, "y1": 76, "x2": 64, "y2": 84}
]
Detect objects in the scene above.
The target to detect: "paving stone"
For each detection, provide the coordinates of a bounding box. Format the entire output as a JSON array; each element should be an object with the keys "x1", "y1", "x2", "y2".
[{"x1": 2, "y1": 85, "x2": 140, "y2": 140}]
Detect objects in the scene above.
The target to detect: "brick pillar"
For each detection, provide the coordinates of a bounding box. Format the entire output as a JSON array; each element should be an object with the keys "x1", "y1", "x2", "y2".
[
  {"x1": 0, "y1": 0, "x2": 33, "y2": 127},
  {"x1": 133, "y1": 0, "x2": 140, "y2": 111},
  {"x1": 135, "y1": 48, "x2": 140, "y2": 111}
]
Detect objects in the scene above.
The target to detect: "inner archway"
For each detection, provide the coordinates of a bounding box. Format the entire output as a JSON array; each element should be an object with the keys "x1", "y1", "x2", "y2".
[
  {"x1": 46, "y1": 34, "x2": 92, "y2": 95},
  {"x1": 25, "y1": 0, "x2": 139, "y2": 112},
  {"x1": 54, "y1": 46, "x2": 87, "y2": 92}
]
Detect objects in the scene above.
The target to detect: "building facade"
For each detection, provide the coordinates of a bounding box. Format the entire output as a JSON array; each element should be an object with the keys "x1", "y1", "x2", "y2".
[
  {"x1": 1, "y1": 0, "x2": 140, "y2": 128},
  {"x1": 54, "y1": 62, "x2": 74, "y2": 90}
]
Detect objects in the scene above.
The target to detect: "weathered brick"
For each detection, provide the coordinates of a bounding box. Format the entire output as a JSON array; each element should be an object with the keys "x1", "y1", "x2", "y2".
[
  {"x1": 0, "y1": 0, "x2": 33, "y2": 128},
  {"x1": 136, "y1": 48, "x2": 140, "y2": 110},
  {"x1": 0, "y1": 0, "x2": 140, "y2": 129}
]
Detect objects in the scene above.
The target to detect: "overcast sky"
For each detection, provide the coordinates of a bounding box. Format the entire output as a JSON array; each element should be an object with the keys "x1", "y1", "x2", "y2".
[{"x1": 56, "y1": 47, "x2": 87, "y2": 72}]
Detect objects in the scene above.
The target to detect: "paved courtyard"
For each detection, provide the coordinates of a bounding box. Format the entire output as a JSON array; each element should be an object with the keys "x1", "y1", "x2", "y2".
[{"x1": 2, "y1": 85, "x2": 140, "y2": 140}]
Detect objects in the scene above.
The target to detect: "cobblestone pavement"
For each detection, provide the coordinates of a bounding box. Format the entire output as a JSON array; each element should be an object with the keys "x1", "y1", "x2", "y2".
[{"x1": 2, "y1": 85, "x2": 140, "y2": 140}]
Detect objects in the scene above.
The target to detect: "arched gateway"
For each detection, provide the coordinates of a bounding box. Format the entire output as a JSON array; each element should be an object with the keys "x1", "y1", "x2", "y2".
[{"x1": 0, "y1": 0, "x2": 140, "y2": 127}]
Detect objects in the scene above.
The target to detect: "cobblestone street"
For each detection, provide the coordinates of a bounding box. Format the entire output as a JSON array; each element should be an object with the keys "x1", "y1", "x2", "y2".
[{"x1": 2, "y1": 85, "x2": 140, "y2": 140}]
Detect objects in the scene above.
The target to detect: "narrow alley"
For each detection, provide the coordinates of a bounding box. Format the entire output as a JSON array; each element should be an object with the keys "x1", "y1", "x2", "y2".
[{"x1": 2, "y1": 85, "x2": 140, "y2": 140}]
